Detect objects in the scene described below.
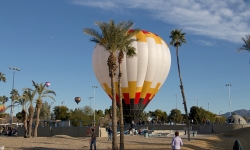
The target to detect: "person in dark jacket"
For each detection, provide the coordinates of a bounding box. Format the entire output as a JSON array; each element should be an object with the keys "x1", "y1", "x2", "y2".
[{"x1": 90, "y1": 128, "x2": 97, "y2": 150}]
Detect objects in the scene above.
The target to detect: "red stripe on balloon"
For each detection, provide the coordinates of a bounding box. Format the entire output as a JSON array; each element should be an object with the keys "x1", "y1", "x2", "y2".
[
  {"x1": 123, "y1": 93, "x2": 130, "y2": 104},
  {"x1": 134, "y1": 92, "x2": 141, "y2": 104},
  {"x1": 116, "y1": 94, "x2": 119, "y2": 103},
  {"x1": 142, "y1": 93, "x2": 151, "y2": 104}
]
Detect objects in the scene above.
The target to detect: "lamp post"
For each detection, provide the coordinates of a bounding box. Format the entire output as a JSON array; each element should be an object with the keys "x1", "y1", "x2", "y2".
[
  {"x1": 226, "y1": 84, "x2": 232, "y2": 116},
  {"x1": 88, "y1": 97, "x2": 94, "y2": 126},
  {"x1": 219, "y1": 111, "x2": 222, "y2": 116},
  {"x1": 51, "y1": 102, "x2": 54, "y2": 120},
  {"x1": 88, "y1": 97, "x2": 93, "y2": 108},
  {"x1": 9, "y1": 66, "x2": 20, "y2": 125},
  {"x1": 195, "y1": 98, "x2": 198, "y2": 107},
  {"x1": 92, "y1": 86, "x2": 98, "y2": 126},
  {"x1": 175, "y1": 94, "x2": 177, "y2": 109},
  {"x1": 207, "y1": 102, "x2": 209, "y2": 111}
]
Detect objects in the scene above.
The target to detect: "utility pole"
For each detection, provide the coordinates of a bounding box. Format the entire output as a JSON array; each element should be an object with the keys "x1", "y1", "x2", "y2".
[{"x1": 226, "y1": 84, "x2": 232, "y2": 116}]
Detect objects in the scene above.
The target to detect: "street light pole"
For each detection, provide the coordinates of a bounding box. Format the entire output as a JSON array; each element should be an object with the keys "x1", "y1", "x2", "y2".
[
  {"x1": 195, "y1": 98, "x2": 198, "y2": 107},
  {"x1": 219, "y1": 111, "x2": 222, "y2": 116},
  {"x1": 9, "y1": 67, "x2": 20, "y2": 125},
  {"x1": 92, "y1": 86, "x2": 98, "y2": 126},
  {"x1": 226, "y1": 84, "x2": 232, "y2": 116},
  {"x1": 51, "y1": 102, "x2": 54, "y2": 120},
  {"x1": 207, "y1": 102, "x2": 209, "y2": 111},
  {"x1": 88, "y1": 97, "x2": 93, "y2": 108}
]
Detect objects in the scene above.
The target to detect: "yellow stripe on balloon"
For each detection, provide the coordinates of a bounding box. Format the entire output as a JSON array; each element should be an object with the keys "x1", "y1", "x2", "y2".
[
  {"x1": 128, "y1": 81, "x2": 136, "y2": 99},
  {"x1": 102, "y1": 83, "x2": 112, "y2": 97},
  {"x1": 149, "y1": 83, "x2": 161, "y2": 99},
  {"x1": 144, "y1": 32, "x2": 162, "y2": 44},
  {"x1": 135, "y1": 31, "x2": 147, "y2": 42},
  {"x1": 140, "y1": 81, "x2": 152, "y2": 98}
]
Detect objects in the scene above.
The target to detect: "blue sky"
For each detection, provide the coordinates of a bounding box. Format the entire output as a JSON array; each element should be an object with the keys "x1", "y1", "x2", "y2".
[{"x1": 1, "y1": 0, "x2": 250, "y2": 116}]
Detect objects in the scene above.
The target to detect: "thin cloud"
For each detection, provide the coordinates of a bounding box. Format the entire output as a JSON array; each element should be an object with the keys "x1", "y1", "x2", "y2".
[
  {"x1": 72, "y1": 0, "x2": 250, "y2": 43},
  {"x1": 193, "y1": 40, "x2": 213, "y2": 46}
]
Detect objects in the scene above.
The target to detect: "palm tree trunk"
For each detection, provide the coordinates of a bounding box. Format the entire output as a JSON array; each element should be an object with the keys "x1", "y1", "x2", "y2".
[
  {"x1": 118, "y1": 51, "x2": 124, "y2": 150},
  {"x1": 176, "y1": 46, "x2": 190, "y2": 141},
  {"x1": 108, "y1": 53, "x2": 118, "y2": 150},
  {"x1": 28, "y1": 105, "x2": 34, "y2": 138},
  {"x1": 33, "y1": 106, "x2": 41, "y2": 137},
  {"x1": 22, "y1": 109, "x2": 28, "y2": 138}
]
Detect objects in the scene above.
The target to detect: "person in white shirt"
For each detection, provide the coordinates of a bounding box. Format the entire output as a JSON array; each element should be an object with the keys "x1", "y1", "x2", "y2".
[{"x1": 172, "y1": 131, "x2": 183, "y2": 150}]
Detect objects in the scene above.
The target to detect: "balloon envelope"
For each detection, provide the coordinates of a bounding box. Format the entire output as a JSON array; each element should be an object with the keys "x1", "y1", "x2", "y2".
[
  {"x1": 75, "y1": 97, "x2": 81, "y2": 105},
  {"x1": 0, "y1": 104, "x2": 6, "y2": 113},
  {"x1": 45, "y1": 82, "x2": 50, "y2": 87},
  {"x1": 92, "y1": 30, "x2": 171, "y2": 121}
]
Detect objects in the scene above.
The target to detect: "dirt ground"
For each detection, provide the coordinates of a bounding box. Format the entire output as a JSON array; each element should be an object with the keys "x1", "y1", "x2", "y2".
[{"x1": 0, "y1": 127, "x2": 249, "y2": 150}]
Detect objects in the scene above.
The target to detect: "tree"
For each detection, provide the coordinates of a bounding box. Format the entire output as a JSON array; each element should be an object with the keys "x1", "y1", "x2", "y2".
[
  {"x1": 169, "y1": 29, "x2": 190, "y2": 141},
  {"x1": 10, "y1": 89, "x2": 19, "y2": 124},
  {"x1": 237, "y1": 35, "x2": 250, "y2": 52},
  {"x1": 53, "y1": 105, "x2": 70, "y2": 120},
  {"x1": 31, "y1": 80, "x2": 56, "y2": 137},
  {"x1": 153, "y1": 109, "x2": 167, "y2": 123},
  {"x1": 22, "y1": 88, "x2": 37, "y2": 138},
  {"x1": 0, "y1": 95, "x2": 8, "y2": 104},
  {"x1": 84, "y1": 20, "x2": 137, "y2": 149},
  {"x1": 16, "y1": 94, "x2": 28, "y2": 137},
  {"x1": 168, "y1": 109, "x2": 183, "y2": 124},
  {"x1": 117, "y1": 27, "x2": 139, "y2": 149},
  {"x1": 0, "y1": 72, "x2": 6, "y2": 82},
  {"x1": 39, "y1": 101, "x2": 51, "y2": 120},
  {"x1": 69, "y1": 108, "x2": 88, "y2": 127}
]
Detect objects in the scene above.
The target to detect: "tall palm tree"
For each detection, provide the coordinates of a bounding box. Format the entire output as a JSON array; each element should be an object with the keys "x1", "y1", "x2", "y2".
[
  {"x1": 10, "y1": 89, "x2": 19, "y2": 124},
  {"x1": 31, "y1": 80, "x2": 56, "y2": 137},
  {"x1": 84, "y1": 20, "x2": 136, "y2": 150},
  {"x1": 237, "y1": 35, "x2": 250, "y2": 52},
  {"x1": 169, "y1": 29, "x2": 190, "y2": 141},
  {"x1": 16, "y1": 94, "x2": 28, "y2": 138},
  {"x1": 0, "y1": 72, "x2": 6, "y2": 82},
  {"x1": 22, "y1": 88, "x2": 37, "y2": 138},
  {"x1": 117, "y1": 40, "x2": 139, "y2": 149}
]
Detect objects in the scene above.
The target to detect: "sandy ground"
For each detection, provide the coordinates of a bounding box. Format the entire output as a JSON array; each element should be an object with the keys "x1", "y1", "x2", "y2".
[{"x1": 0, "y1": 127, "x2": 249, "y2": 150}]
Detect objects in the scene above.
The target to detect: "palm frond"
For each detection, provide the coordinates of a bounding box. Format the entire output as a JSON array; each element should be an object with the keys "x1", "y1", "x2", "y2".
[
  {"x1": 169, "y1": 29, "x2": 187, "y2": 47},
  {"x1": 237, "y1": 35, "x2": 250, "y2": 52},
  {"x1": 41, "y1": 95, "x2": 55, "y2": 101}
]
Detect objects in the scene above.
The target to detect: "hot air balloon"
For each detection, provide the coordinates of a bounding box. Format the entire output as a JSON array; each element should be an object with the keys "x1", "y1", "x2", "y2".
[
  {"x1": 45, "y1": 82, "x2": 50, "y2": 87},
  {"x1": 0, "y1": 104, "x2": 6, "y2": 113},
  {"x1": 75, "y1": 97, "x2": 81, "y2": 105},
  {"x1": 92, "y1": 30, "x2": 171, "y2": 122}
]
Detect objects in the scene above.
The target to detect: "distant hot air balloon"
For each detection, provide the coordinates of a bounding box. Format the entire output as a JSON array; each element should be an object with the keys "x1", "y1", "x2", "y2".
[
  {"x1": 0, "y1": 104, "x2": 6, "y2": 113},
  {"x1": 75, "y1": 97, "x2": 81, "y2": 105},
  {"x1": 92, "y1": 30, "x2": 171, "y2": 122},
  {"x1": 45, "y1": 82, "x2": 50, "y2": 87}
]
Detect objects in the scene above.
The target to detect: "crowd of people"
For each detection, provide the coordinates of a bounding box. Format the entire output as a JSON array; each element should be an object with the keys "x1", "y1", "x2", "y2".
[{"x1": 0, "y1": 126, "x2": 17, "y2": 136}]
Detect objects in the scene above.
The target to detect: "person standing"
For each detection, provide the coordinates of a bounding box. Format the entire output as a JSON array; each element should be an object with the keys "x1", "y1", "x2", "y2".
[
  {"x1": 90, "y1": 128, "x2": 96, "y2": 150},
  {"x1": 108, "y1": 126, "x2": 112, "y2": 141},
  {"x1": 172, "y1": 131, "x2": 183, "y2": 150}
]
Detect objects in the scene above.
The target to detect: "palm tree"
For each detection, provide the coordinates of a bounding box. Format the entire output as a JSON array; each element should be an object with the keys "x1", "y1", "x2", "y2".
[
  {"x1": 117, "y1": 34, "x2": 139, "y2": 149},
  {"x1": 0, "y1": 95, "x2": 8, "y2": 104},
  {"x1": 22, "y1": 88, "x2": 37, "y2": 138},
  {"x1": 237, "y1": 35, "x2": 250, "y2": 52},
  {"x1": 16, "y1": 94, "x2": 28, "y2": 138},
  {"x1": 10, "y1": 89, "x2": 19, "y2": 124},
  {"x1": 84, "y1": 20, "x2": 136, "y2": 150},
  {"x1": 0, "y1": 72, "x2": 6, "y2": 82},
  {"x1": 169, "y1": 29, "x2": 190, "y2": 141},
  {"x1": 31, "y1": 80, "x2": 56, "y2": 137}
]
